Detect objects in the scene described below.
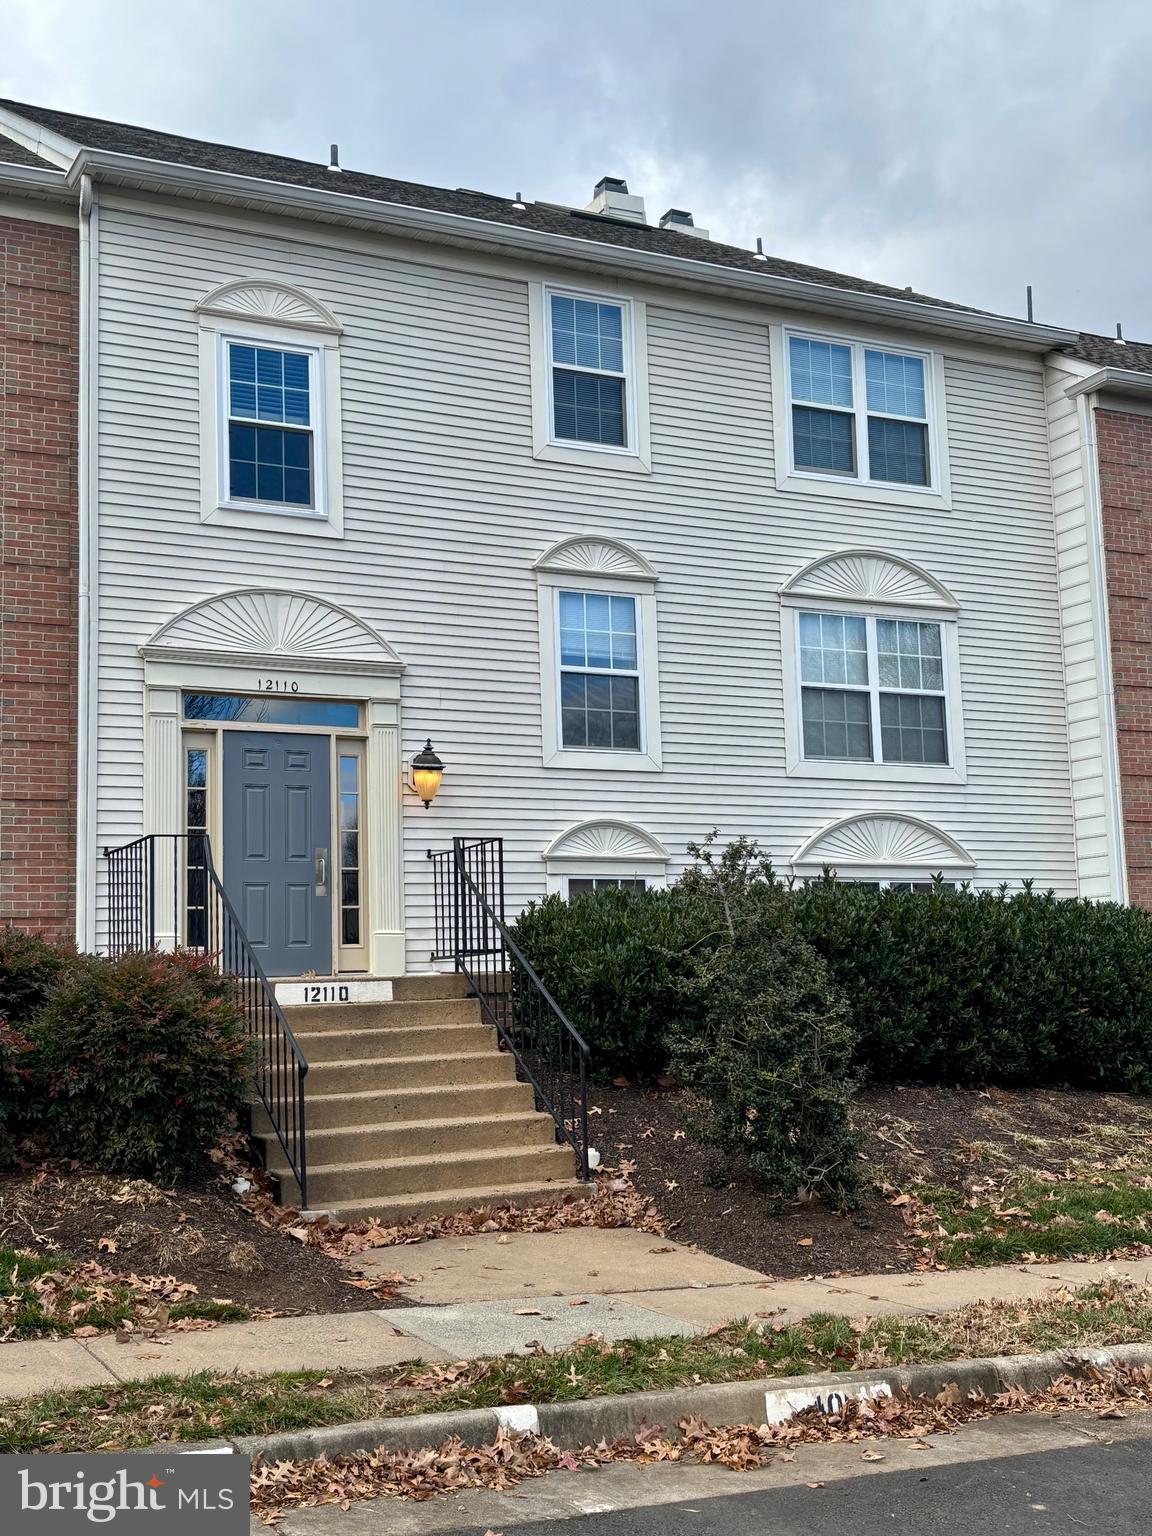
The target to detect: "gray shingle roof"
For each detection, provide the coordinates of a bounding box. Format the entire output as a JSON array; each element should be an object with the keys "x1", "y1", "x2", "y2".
[
  {"x1": 0, "y1": 98, "x2": 991, "y2": 316},
  {"x1": 1064, "y1": 332, "x2": 1152, "y2": 376},
  {"x1": 0, "y1": 135, "x2": 60, "y2": 170}
]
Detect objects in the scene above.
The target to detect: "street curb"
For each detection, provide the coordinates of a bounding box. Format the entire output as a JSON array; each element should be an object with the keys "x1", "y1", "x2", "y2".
[{"x1": 225, "y1": 1340, "x2": 1152, "y2": 1462}]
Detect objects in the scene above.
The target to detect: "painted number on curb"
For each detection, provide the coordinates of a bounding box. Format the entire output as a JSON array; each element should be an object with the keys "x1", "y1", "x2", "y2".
[{"x1": 763, "y1": 1380, "x2": 893, "y2": 1426}]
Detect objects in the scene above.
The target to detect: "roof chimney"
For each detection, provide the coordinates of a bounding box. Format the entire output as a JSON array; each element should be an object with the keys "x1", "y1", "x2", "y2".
[
  {"x1": 659, "y1": 207, "x2": 709, "y2": 240},
  {"x1": 586, "y1": 176, "x2": 646, "y2": 224}
]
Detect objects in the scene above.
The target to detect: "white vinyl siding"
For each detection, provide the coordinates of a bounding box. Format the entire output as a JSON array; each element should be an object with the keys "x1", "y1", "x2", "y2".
[
  {"x1": 90, "y1": 193, "x2": 1077, "y2": 964},
  {"x1": 1045, "y1": 358, "x2": 1126, "y2": 900}
]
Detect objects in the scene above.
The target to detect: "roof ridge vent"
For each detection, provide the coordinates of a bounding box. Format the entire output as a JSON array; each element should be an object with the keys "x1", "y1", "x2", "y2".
[{"x1": 586, "y1": 175, "x2": 646, "y2": 224}]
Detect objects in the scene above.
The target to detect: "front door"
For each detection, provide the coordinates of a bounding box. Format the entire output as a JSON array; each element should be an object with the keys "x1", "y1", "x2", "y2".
[{"x1": 222, "y1": 731, "x2": 332, "y2": 976}]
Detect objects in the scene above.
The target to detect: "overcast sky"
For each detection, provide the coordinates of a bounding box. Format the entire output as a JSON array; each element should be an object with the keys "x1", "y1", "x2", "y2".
[{"x1": 3, "y1": 0, "x2": 1150, "y2": 336}]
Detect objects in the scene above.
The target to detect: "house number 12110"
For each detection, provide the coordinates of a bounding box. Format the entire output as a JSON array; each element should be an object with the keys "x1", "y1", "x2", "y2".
[{"x1": 257, "y1": 678, "x2": 300, "y2": 692}]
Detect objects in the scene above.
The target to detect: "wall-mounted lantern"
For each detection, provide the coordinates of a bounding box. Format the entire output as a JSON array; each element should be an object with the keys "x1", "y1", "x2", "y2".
[{"x1": 409, "y1": 739, "x2": 445, "y2": 808}]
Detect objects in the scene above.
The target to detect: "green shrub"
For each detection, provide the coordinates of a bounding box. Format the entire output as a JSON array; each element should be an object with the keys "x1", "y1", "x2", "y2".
[
  {"x1": 32, "y1": 950, "x2": 251, "y2": 1177},
  {"x1": 670, "y1": 927, "x2": 861, "y2": 1207},
  {"x1": 790, "y1": 879, "x2": 1152, "y2": 1091},
  {"x1": 0, "y1": 926, "x2": 72, "y2": 1029},
  {"x1": 512, "y1": 886, "x2": 708, "y2": 1081},
  {"x1": 0, "y1": 1023, "x2": 35, "y2": 1165},
  {"x1": 513, "y1": 838, "x2": 1152, "y2": 1097}
]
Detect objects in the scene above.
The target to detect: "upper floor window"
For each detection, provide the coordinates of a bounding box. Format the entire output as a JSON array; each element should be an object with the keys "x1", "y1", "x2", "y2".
[
  {"x1": 195, "y1": 279, "x2": 345, "y2": 539},
  {"x1": 798, "y1": 610, "x2": 949, "y2": 765},
  {"x1": 548, "y1": 292, "x2": 630, "y2": 448},
  {"x1": 529, "y1": 286, "x2": 650, "y2": 472},
  {"x1": 786, "y1": 331, "x2": 935, "y2": 490},
  {"x1": 558, "y1": 589, "x2": 641, "y2": 751},
  {"x1": 534, "y1": 535, "x2": 662, "y2": 771},
  {"x1": 780, "y1": 548, "x2": 965, "y2": 783},
  {"x1": 226, "y1": 342, "x2": 315, "y2": 508}
]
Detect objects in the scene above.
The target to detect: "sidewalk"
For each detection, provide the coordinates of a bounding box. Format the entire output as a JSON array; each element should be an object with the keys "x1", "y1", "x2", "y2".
[{"x1": 3, "y1": 1229, "x2": 1149, "y2": 1398}]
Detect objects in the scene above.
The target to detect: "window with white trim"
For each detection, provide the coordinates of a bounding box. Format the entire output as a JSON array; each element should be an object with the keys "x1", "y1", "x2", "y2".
[
  {"x1": 195, "y1": 280, "x2": 345, "y2": 538},
  {"x1": 798, "y1": 610, "x2": 950, "y2": 765},
  {"x1": 567, "y1": 876, "x2": 647, "y2": 897},
  {"x1": 535, "y1": 536, "x2": 662, "y2": 771},
  {"x1": 787, "y1": 332, "x2": 934, "y2": 488},
  {"x1": 548, "y1": 291, "x2": 630, "y2": 448},
  {"x1": 225, "y1": 341, "x2": 315, "y2": 509},
  {"x1": 558, "y1": 590, "x2": 642, "y2": 752},
  {"x1": 804, "y1": 877, "x2": 957, "y2": 892}
]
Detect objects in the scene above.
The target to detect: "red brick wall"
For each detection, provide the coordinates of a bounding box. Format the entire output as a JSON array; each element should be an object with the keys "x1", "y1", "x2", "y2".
[
  {"x1": 0, "y1": 214, "x2": 79, "y2": 939},
  {"x1": 1097, "y1": 406, "x2": 1152, "y2": 907}
]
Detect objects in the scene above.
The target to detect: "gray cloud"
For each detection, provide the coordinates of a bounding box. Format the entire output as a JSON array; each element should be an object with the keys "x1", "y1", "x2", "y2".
[{"x1": 3, "y1": 0, "x2": 1151, "y2": 333}]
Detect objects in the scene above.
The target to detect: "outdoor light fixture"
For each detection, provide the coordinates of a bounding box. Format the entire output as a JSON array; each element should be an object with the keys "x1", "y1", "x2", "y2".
[{"x1": 409, "y1": 739, "x2": 445, "y2": 807}]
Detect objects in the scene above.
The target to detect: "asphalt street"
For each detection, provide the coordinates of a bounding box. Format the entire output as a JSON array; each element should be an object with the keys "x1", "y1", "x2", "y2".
[
  {"x1": 267, "y1": 1409, "x2": 1152, "y2": 1536},
  {"x1": 485, "y1": 1437, "x2": 1152, "y2": 1534}
]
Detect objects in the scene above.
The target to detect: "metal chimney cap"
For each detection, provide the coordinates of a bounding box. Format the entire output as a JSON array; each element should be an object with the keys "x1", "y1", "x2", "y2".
[{"x1": 594, "y1": 175, "x2": 630, "y2": 196}]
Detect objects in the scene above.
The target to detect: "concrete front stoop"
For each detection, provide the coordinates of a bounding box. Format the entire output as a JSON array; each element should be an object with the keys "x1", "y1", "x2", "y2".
[{"x1": 254, "y1": 973, "x2": 586, "y2": 1222}]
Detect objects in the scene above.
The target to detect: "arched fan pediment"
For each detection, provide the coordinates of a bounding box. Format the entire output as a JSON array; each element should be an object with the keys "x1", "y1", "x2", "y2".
[
  {"x1": 793, "y1": 813, "x2": 973, "y2": 870},
  {"x1": 143, "y1": 589, "x2": 401, "y2": 670},
  {"x1": 781, "y1": 550, "x2": 957, "y2": 609}
]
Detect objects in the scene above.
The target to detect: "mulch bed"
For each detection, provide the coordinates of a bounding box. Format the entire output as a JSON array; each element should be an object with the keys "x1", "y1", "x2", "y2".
[
  {"x1": 0, "y1": 1164, "x2": 381, "y2": 1315},
  {"x1": 594, "y1": 1080, "x2": 1152, "y2": 1277}
]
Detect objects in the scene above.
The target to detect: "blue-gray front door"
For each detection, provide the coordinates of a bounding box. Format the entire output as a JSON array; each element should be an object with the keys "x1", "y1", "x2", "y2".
[{"x1": 222, "y1": 731, "x2": 332, "y2": 976}]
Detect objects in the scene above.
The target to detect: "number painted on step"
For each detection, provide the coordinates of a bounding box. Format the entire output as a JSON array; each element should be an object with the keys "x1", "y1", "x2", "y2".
[
  {"x1": 306, "y1": 984, "x2": 351, "y2": 1003},
  {"x1": 257, "y1": 677, "x2": 300, "y2": 692}
]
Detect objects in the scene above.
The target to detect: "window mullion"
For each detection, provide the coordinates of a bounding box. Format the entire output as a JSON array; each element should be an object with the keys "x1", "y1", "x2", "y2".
[
  {"x1": 853, "y1": 344, "x2": 869, "y2": 481},
  {"x1": 865, "y1": 617, "x2": 883, "y2": 762}
]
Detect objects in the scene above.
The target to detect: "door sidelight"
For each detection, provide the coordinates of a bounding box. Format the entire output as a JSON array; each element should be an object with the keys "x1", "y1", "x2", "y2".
[{"x1": 314, "y1": 847, "x2": 328, "y2": 895}]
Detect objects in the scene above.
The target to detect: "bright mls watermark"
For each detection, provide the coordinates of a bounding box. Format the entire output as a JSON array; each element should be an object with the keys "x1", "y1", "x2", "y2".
[{"x1": 1, "y1": 1454, "x2": 250, "y2": 1531}]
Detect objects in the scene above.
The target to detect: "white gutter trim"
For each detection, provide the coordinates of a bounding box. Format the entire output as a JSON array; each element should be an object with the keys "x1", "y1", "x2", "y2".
[
  {"x1": 0, "y1": 162, "x2": 69, "y2": 193},
  {"x1": 0, "y1": 105, "x2": 81, "y2": 168},
  {"x1": 59, "y1": 147, "x2": 1077, "y2": 350},
  {"x1": 75, "y1": 173, "x2": 99, "y2": 949},
  {"x1": 1066, "y1": 365, "x2": 1152, "y2": 399},
  {"x1": 1077, "y1": 389, "x2": 1129, "y2": 903}
]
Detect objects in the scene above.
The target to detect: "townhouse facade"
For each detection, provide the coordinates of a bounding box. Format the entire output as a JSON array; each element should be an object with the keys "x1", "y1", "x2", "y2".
[{"x1": 0, "y1": 99, "x2": 1147, "y2": 980}]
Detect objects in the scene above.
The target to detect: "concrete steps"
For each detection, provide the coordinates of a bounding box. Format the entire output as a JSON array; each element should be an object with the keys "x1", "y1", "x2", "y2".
[
  {"x1": 304, "y1": 1080, "x2": 538, "y2": 1129},
  {"x1": 253, "y1": 973, "x2": 584, "y2": 1221},
  {"x1": 324, "y1": 1178, "x2": 594, "y2": 1226}
]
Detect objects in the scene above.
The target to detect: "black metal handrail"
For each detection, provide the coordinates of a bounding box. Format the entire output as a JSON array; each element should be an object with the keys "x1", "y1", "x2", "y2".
[
  {"x1": 429, "y1": 837, "x2": 591, "y2": 1179},
  {"x1": 102, "y1": 832, "x2": 309, "y2": 1207}
]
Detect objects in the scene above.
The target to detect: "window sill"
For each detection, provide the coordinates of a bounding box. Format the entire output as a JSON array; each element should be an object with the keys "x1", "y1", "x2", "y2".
[
  {"x1": 787, "y1": 757, "x2": 966, "y2": 786},
  {"x1": 544, "y1": 747, "x2": 662, "y2": 772},
  {"x1": 201, "y1": 502, "x2": 344, "y2": 539},
  {"x1": 776, "y1": 470, "x2": 951, "y2": 512},
  {"x1": 534, "y1": 441, "x2": 652, "y2": 475}
]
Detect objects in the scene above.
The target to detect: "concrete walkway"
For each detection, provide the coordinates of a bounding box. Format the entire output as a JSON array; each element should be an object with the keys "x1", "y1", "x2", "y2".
[{"x1": 3, "y1": 1230, "x2": 1150, "y2": 1398}]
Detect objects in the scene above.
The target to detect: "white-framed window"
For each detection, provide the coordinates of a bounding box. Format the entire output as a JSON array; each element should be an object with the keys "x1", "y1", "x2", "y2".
[
  {"x1": 223, "y1": 339, "x2": 319, "y2": 511},
  {"x1": 772, "y1": 326, "x2": 950, "y2": 506},
  {"x1": 195, "y1": 280, "x2": 345, "y2": 539},
  {"x1": 567, "y1": 876, "x2": 647, "y2": 897},
  {"x1": 797, "y1": 610, "x2": 950, "y2": 766},
  {"x1": 779, "y1": 550, "x2": 965, "y2": 783},
  {"x1": 557, "y1": 589, "x2": 642, "y2": 753},
  {"x1": 804, "y1": 876, "x2": 957, "y2": 892},
  {"x1": 548, "y1": 293, "x2": 630, "y2": 448},
  {"x1": 528, "y1": 284, "x2": 651, "y2": 473},
  {"x1": 534, "y1": 536, "x2": 662, "y2": 771}
]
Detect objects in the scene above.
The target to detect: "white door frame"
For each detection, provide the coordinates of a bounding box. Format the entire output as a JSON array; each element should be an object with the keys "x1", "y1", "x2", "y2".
[{"x1": 139, "y1": 589, "x2": 406, "y2": 976}]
